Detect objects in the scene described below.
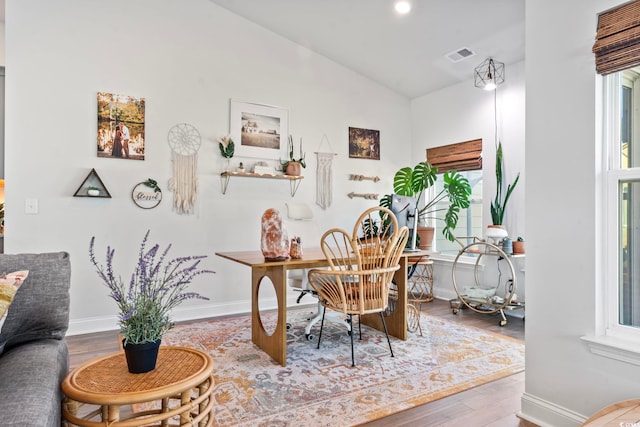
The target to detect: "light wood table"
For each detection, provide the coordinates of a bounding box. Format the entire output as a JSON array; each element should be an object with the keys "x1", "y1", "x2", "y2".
[
  {"x1": 62, "y1": 347, "x2": 214, "y2": 427},
  {"x1": 582, "y1": 399, "x2": 640, "y2": 426},
  {"x1": 215, "y1": 248, "x2": 429, "y2": 366}
]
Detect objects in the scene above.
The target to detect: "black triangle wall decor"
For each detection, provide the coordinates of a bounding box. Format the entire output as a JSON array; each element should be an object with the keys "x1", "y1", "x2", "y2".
[{"x1": 73, "y1": 168, "x2": 112, "y2": 198}]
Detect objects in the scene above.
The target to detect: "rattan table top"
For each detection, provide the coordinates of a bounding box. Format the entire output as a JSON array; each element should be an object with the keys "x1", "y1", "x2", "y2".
[{"x1": 62, "y1": 346, "x2": 213, "y2": 405}]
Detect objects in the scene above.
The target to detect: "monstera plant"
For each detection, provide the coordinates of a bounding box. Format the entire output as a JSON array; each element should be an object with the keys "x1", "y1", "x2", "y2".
[{"x1": 381, "y1": 162, "x2": 472, "y2": 242}]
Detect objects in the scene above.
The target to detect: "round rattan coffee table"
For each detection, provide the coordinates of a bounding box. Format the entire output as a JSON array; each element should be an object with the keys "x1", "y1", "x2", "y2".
[{"x1": 62, "y1": 346, "x2": 214, "y2": 427}]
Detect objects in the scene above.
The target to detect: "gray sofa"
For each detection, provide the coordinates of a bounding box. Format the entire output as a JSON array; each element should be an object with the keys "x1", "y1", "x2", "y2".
[{"x1": 0, "y1": 252, "x2": 71, "y2": 426}]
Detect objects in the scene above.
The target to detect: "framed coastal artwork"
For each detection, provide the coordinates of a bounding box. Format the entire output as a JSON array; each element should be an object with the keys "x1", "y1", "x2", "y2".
[
  {"x1": 348, "y1": 127, "x2": 380, "y2": 160},
  {"x1": 229, "y1": 100, "x2": 289, "y2": 160},
  {"x1": 97, "y1": 92, "x2": 146, "y2": 160}
]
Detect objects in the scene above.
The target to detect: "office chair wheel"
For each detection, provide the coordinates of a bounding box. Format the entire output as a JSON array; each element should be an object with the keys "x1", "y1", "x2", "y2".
[{"x1": 305, "y1": 333, "x2": 314, "y2": 341}]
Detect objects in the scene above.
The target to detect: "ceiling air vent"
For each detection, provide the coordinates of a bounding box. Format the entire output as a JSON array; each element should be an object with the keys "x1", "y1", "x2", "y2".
[{"x1": 446, "y1": 47, "x2": 476, "y2": 63}]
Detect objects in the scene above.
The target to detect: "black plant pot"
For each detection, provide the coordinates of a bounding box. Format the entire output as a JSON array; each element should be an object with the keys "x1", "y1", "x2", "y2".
[{"x1": 123, "y1": 339, "x2": 161, "y2": 374}]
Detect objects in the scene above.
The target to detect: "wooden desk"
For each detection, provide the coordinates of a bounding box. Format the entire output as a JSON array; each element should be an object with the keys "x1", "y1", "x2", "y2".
[{"x1": 215, "y1": 248, "x2": 428, "y2": 366}]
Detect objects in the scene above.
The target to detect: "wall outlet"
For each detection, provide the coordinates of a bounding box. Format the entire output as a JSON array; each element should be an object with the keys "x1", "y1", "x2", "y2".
[{"x1": 25, "y1": 198, "x2": 38, "y2": 214}]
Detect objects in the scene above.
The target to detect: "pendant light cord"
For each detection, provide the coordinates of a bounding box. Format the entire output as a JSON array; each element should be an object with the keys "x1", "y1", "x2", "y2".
[{"x1": 494, "y1": 87, "x2": 498, "y2": 151}]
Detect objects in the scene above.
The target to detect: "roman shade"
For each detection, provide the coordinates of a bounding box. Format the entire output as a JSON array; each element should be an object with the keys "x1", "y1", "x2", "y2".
[
  {"x1": 426, "y1": 139, "x2": 482, "y2": 173},
  {"x1": 593, "y1": 0, "x2": 640, "y2": 75}
]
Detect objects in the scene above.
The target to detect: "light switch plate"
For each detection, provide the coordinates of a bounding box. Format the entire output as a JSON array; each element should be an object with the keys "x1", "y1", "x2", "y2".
[{"x1": 25, "y1": 198, "x2": 38, "y2": 214}]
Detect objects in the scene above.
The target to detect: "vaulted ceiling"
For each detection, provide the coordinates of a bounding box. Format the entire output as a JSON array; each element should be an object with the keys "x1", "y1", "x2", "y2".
[{"x1": 208, "y1": 0, "x2": 525, "y2": 99}]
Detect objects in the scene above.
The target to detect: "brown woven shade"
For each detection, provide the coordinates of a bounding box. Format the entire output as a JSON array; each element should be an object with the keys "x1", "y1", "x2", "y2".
[
  {"x1": 593, "y1": 1, "x2": 640, "y2": 75},
  {"x1": 426, "y1": 139, "x2": 482, "y2": 173}
]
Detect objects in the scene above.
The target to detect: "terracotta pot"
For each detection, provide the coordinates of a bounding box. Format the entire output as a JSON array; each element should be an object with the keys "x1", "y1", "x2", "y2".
[
  {"x1": 285, "y1": 162, "x2": 302, "y2": 176},
  {"x1": 416, "y1": 226, "x2": 435, "y2": 250},
  {"x1": 512, "y1": 240, "x2": 525, "y2": 254}
]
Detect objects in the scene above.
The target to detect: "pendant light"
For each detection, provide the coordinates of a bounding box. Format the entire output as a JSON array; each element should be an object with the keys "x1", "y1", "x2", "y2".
[{"x1": 474, "y1": 58, "x2": 505, "y2": 91}]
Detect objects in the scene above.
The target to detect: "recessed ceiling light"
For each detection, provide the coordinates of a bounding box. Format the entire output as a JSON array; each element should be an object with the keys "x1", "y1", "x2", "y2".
[{"x1": 394, "y1": 1, "x2": 412, "y2": 15}]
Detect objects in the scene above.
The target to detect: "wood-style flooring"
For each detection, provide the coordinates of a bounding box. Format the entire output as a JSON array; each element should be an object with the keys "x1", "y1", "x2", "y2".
[{"x1": 66, "y1": 298, "x2": 535, "y2": 427}]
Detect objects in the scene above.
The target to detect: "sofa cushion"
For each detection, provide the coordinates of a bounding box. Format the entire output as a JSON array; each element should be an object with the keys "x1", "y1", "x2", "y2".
[
  {"x1": 0, "y1": 338, "x2": 69, "y2": 427},
  {"x1": 0, "y1": 270, "x2": 29, "y2": 332},
  {"x1": 0, "y1": 252, "x2": 70, "y2": 354}
]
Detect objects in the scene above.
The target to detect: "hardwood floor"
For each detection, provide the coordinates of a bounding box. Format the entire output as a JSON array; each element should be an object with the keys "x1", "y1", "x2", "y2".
[
  {"x1": 361, "y1": 298, "x2": 532, "y2": 427},
  {"x1": 66, "y1": 298, "x2": 534, "y2": 427}
]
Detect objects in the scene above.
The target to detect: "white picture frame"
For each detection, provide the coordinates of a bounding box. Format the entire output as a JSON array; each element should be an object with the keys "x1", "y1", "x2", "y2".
[{"x1": 229, "y1": 100, "x2": 289, "y2": 160}]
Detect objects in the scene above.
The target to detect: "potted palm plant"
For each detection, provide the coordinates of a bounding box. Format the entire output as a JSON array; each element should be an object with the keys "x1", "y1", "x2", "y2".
[
  {"x1": 381, "y1": 162, "x2": 472, "y2": 249},
  {"x1": 89, "y1": 230, "x2": 215, "y2": 373}
]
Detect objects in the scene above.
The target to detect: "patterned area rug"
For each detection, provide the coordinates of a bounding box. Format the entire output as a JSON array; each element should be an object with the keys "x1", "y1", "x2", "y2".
[{"x1": 155, "y1": 309, "x2": 524, "y2": 426}]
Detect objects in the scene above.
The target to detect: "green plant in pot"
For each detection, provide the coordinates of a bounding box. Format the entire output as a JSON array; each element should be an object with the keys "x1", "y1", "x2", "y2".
[
  {"x1": 490, "y1": 141, "x2": 520, "y2": 227},
  {"x1": 89, "y1": 230, "x2": 215, "y2": 373},
  {"x1": 380, "y1": 162, "x2": 472, "y2": 248},
  {"x1": 280, "y1": 135, "x2": 306, "y2": 176},
  {"x1": 513, "y1": 236, "x2": 525, "y2": 254}
]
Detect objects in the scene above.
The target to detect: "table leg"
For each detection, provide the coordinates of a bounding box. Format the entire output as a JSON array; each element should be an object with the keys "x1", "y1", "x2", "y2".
[
  {"x1": 161, "y1": 397, "x2": 170, "y2": 427},
  {"x1": 361, "y1": 257, "x2": 408, "y2": 340},
  {"x1": 62, "y1": 398, "x2": 79, "y2": 427},
  {"x1": 180, "y1": 390, "x2": 191, "y2": 424},
  {"x1": 107, "y1": 405, "x2": 120, "y2": 423},
  {"x1": 251, "y1": 265, "x2": 288, "y2": 366}
]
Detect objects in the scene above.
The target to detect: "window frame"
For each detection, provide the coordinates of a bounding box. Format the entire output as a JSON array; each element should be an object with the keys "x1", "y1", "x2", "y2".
[{"x1": 583, "y1": 70, "x2": 640, "y2": 364}]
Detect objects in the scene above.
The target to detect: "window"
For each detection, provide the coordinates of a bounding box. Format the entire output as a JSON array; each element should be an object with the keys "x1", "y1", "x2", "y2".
[
  {"x1": 604, "y1": 68, "x2": 640, "y2": 339},
  {"x1": 584, "y1": 0, "x2": 640, "y2": 362},
  {"x1": 426, "y1": 139, "x2": 483, "y2": 256},
  {"x1": 433, "y1": 170, "x2": 483, "y2": 256}
]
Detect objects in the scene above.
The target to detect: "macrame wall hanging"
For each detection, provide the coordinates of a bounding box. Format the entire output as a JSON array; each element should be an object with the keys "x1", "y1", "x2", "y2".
[
  {"x1": 167, "y1": 123, "x2": 201, "y2": 215},
  {"x1": 315, "y1": 134, "x2": 337, "y2": 210}
]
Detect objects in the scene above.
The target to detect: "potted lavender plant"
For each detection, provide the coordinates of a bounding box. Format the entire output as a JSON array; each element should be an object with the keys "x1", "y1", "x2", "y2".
[{"x1": 89, "y1": 230, "x2": 214, "y2": 373}]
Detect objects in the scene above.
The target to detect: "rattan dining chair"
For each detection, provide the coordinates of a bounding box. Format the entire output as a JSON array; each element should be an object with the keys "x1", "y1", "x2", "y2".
[{"x1": 308, "y1": 207, "x2": 409, "y2": 366}]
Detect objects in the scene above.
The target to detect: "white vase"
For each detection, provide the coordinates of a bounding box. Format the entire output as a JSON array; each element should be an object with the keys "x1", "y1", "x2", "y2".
[{"x1": 485, "y1": 225, "x2": 508, "y2": 244}]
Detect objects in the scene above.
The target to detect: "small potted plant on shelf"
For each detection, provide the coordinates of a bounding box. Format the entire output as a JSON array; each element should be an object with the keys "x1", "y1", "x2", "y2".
[
  {"x1": 380, "y1": 162, "x2": 472, "y2": 249},
  {"x1": 513, "y1": 236, "x2": 525, "y2": 254},
  {"x1": 218, "y1": 135, "x2": 235, "y2": 171},
  {"x1": 88, "y1": 230, "x2": 215, "y2": 373},
  {"x1": 280, "y1": 135, "x2": 306, "y2": 176},
  {"x1": 87, "y1": 186, "x2": 100, "y2": 197}
]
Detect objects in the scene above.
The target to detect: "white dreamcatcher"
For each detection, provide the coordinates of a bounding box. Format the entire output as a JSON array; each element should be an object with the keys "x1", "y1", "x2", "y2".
[{"x1": 167, "y1": 123, "x2": 201, "y2": 215}]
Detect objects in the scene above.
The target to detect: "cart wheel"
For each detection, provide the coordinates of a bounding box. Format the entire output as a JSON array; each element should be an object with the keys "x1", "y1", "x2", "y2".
[
  {"x1": 305, "y1": 333, "x2": 314, "y2": 341},
  {"x1": 499, "y1": 319, "x2": 507, "y2": 327},
  {"x1": 286, "y1": 323, "x2": 291, "y2": 330},
  {"x1": 453, "y1": 308, "x2": 459, "y2": 315}
]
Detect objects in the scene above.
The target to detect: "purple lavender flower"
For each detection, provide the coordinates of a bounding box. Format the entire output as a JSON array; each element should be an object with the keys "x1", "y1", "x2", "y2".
[{"x1": 89, "y1": 230, "x2": 215, "y2": 345}]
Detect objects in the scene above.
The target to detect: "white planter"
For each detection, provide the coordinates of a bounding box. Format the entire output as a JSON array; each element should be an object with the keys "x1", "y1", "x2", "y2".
[{"x1": 87, "y1": 189, "x2": 100, "y2": 197}]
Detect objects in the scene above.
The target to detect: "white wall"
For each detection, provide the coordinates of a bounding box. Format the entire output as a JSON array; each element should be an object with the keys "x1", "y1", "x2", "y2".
[
  {"x1": 5, "y1": 0, "x2": 412, "y2": 334},
  {"x1": 522, "y1": 0, "x2": 640, "y2": 425},
  {"x1": 410, "y1": 61, "x2": 526, "y2": 301}
]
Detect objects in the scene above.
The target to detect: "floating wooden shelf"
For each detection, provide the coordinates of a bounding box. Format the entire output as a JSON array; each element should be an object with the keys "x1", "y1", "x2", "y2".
[{"x1": 220, "y1": 171, "x2": 303, "y2": 197}]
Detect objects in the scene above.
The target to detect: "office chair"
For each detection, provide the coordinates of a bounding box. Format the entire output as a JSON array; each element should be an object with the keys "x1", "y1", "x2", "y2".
[{"x1": 284, "y1": 202, "x2": 350, "y2": 340}]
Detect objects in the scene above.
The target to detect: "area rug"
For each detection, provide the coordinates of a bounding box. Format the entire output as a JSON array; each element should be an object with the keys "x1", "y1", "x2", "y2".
[{"x1": 153, "y1": 309, "x2": 524, "y2": 426}]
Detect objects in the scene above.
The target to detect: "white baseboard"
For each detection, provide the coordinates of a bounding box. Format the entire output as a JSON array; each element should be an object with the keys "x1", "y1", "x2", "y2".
[
  {"x1": 520, "y1": 392, "x2": 587, "y2": 427},
  {"x1": 67, "y1": 294, "x2": 306, "y2": 336},
  {"x1": 433, "y1": 287, "x2": 459, "y2": 302}
]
